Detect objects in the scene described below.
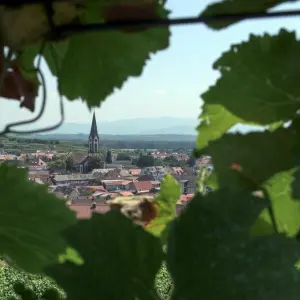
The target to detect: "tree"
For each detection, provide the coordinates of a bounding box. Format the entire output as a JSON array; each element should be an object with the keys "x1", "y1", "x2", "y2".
[
  {"x1": 48, "y1": 159, "x2": 66, "y2": 172},
  {"x1": 163, "y1": 155, "x2": 178, "y2": 163},
  {"x1": 24, "y1": 154, "x2": 31, "y2": 165},
  {"x1": 88, "y1": 154, "x2": 104, "y2": 171},
  {"x1": 65, "y1": 156, "x2": 75, "y2": 172},
  {"x1": 105, "y1": 149, "x2": 113, "y2": 164},
  {"x1": 116, "y1": 152, "x2": 131, "y2": 161},
  {"x1": 40, "y1": 155, "x2": 51, "y2": 162},
  {"x1": 187, "y1": 155, "x2": 196, "y2": 167},
  {"x1": 52, "y1": 155, "x2": 59, "y2": 161},
  {"x1": 136, "y1": 155, "x2": 154, "y2": 168}
]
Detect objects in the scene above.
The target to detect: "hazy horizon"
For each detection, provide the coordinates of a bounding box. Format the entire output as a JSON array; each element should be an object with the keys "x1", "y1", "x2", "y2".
[{"x1": 46, "y1": 116, "x2": 198, "y2": 135}]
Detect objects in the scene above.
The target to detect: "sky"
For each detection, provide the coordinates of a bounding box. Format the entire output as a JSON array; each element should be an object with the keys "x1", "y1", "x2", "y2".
[{"x1": 1, "y1": 0, "x2": 300, "y2": 132}]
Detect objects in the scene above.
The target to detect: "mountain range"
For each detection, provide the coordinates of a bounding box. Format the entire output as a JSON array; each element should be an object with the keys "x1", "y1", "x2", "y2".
[{"x1": 48, "y1": 117, "x2": 198, "y2": 135}]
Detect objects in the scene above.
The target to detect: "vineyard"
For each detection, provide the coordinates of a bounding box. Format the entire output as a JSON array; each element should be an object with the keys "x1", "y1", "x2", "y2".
[{"x1": 2, "y1": 0, "x2": 300, "y2": 299}]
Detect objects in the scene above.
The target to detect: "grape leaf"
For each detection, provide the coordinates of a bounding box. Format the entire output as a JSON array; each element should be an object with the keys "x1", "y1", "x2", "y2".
[
  {"x1": 42, "y1": 41, "x2": 69, "y2": 76},
  {"x1": 200, "y1": 0, "x2": 294, "y2": 30},
  {"x1": 249, "y1": 215, "x2": 276, "y2": 236},
  {"x1": 0, "y1": 164, "x2": 76, "y2": 273},
  {"x1": 262, "y1": 170, "x2": 300, "y2": 237},
  {"x1": 292, "y1": 168, "x2": 300, "y2": 198},
  {"x1": 146, "y1": 174, "x2": 181, "y2": 241},
  {"x1": 57, "y1": 1, "x2": 170, "y2": 107},
  {"x1": 197, "y1": 30, "x2": 300, "y2": 149},
  {"x1": 252, "y1": 169, "x2": 300, "y2": 238},
  {"x1": 203, "y1": 168, "x2": 219, "y2": 190},
  {"x1": 46, "y1": 211, "x2": 163, "y2": 300},
  {"x1": 196, "y1": 104, "x2": 245, "y2": 150},
  {"x1": 291, "y1": 118, "x2": 300, "y2": 198},
  {"x1": 102, "y1": 0, "x2": 160, "y2": 33},
  {"x1": 1, "y1": 2, "x2": 81, "y2": 50},
  {"x1": 0, "y1": 57, "x2": 38, "y2": 112},
  {"x1": 18, "y1": 40, "x2": 69, "y2": 78},
  {"x1": 200, "y1": 128, "x2": 297, "y2": 191},
  {"x1": 167, "y1": 190, "x2": 300, "y2": 299}
]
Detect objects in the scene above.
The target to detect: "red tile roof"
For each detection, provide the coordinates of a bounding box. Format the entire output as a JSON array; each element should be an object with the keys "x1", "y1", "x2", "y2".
[
  {"x1": 85, "y1": 186, "x2": 108, "y2": 193},
  {"x1": 102, "y1": 180, "x2": 124, "y2": 185},
  {"x1": 121, "y1": 180, "x2": 132, "y2": 185},
  {"x1": 179, "y1": 194, "x2": 194, "y2": 203},
  {"x1": 119, "y1": 191, "x2": 134, "y2": 197},
  {"x1": 69, "y1": 204, "x2": 110, "y2": 219},
  {"x1": 130, "y1": 181, "x2": 153, "y2": 192},
  {"x1": 0, "y1": 154, "x2": 18, "y2": 160}
]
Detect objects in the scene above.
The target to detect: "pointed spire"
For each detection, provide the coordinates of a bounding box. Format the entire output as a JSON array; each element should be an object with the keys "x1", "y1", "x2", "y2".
[{"x1": 89, "y1": 111, "x2": 99, "y2": 137}]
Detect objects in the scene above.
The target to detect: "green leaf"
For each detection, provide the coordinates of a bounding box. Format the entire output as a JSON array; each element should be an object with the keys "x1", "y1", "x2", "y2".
[
  {"x1": 167, "y1": 190, "x2": 300, "y2": 299},
  {"x1": 42, "y1": 41, "x2": 69, "y2": 76},
  {"x1": 263, "y1": 170, "x2": 300, "y2": 237},
  {"x1": 46, "y1": 211, "x2": 163, "y2": 300},
  {"x1": 292, "y1": 168, "x2": 300, "y2": 198},
  {"x1": 200, "y1": 128, "x2": 297, "y2": 191},
  {"x1": 203, "y1": 169, "x2": 219, "y2": 190},
  {"x1": 268, "y1": 121, "x2": 284, "y2": 132},
  {"x1": 250, "y1": 216, "x2": 276, "y2": 236},
  {"x1": 200, "y1": 0, "x2": 293, "y2": 30},
  {"x1": 57, "y1": 2, "x2": 170, "y2": 107},
  {"x1": 0, "y1": 164, "x2": 76, "y2": 273},
  {"x1": 58, "y1": 247, "x2": 83, "y2": 265},
  {"x1": 18, "y1": 41, "x2": 69, "y2": 77},
  {"x1": 146, "y1": 174, "x2": 181, "y2": 241},
  {"x1": 197, "y1": 30, "x2": 300, "y2": 149},
  {"x1": 196, "y1": 104, "x2": 244, "y2": 150}
]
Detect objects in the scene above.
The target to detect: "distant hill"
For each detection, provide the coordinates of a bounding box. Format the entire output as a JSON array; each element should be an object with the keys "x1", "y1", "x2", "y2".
[
  {"x1": 45, "y1": 117, "x2": 198, "y2": 135},
  {"x1": 32, "y1": 133, "x2": 196, "y2": 142}
]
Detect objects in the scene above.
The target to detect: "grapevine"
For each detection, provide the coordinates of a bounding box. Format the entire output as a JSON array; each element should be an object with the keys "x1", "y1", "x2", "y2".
[{"x1": 1, "y1": 0, "x2": 300, "y2": 299}]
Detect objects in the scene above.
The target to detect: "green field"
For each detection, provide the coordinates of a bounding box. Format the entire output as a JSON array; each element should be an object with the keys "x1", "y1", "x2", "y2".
[{"x1": 0, "y1": 137, "x2": 88, "y2": 154}]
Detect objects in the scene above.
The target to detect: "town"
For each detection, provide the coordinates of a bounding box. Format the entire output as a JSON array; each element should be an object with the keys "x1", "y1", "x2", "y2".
[{"x1": 0, "y1": 113, "x2": 213, "y2": 219}]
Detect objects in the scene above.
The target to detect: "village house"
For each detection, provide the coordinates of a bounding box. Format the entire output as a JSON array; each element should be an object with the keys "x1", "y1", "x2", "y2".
[
  {"x1": 106, "y1": 161, "x2": 137, "y2": 169},
  {"x1": 129, "y1": 181, "x2": 153, "y2": 194},
  {"x1": 51, "y1": 185, "x2": 80, "y2": 199},
  {"x1": 151, "y1": 180, "x2": 160, "y2": 189},
  {"x1": 28, "y1": 169, "x2": 51, "y2": 184},
  {"x1": 137, "y1": 174, "x2": 156, "y2": 181},
  {"x1": 174, "y1": 175, "x2": 197, "y2": 194},
  {"x1": 117, "y1": 191, "x2": 134, "y2": 197},
  {"x1": 170, "y1": 167, "x2": 185, "y2": 175},
  {"x1": 128, "y1": 168, "x2": 141, "y2": 176},
  {"x1": 140, "y1": 166, "x2": 168, "y2": 181},
  {"x1": 100, "y1": 179, "x2": 131, "y2": 192},
  {"x1": 151, "y1": 151, "x2": 168, "y2": 159},
  {"x1": 91, "y1": 168, "x2": 115, "y2": 177},
  {"x1": 69, "y1": 204, "x2": 110, "y2": 219},
  {"x1": 20, "y1": 151, "x2": 56, "y2": 161},
  {"x1": 51, "y1": 174, "x2": 94, "y2": 185},
  {"x1": 0, "y1": 154, "x2": 22, "y2": 166}
]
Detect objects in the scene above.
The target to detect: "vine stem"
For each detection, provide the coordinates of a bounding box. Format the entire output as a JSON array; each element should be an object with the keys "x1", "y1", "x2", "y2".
[
  {"x1": 262, "y1": 187, "x2": 279, "y2": 234},
  {"x1": 0, "y1": 47, "x2": 13, "y2": 95}
]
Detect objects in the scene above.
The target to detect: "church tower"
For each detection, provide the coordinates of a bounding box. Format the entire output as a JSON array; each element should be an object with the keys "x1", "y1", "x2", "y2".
[{"x1": 88, "y1": 112, "x2": 99, "y2": 155}]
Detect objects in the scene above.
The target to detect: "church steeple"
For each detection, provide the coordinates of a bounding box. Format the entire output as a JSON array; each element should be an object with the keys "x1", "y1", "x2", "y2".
[{"x1": 88, "y1": 112, "x2": 99, "y2": 154}]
